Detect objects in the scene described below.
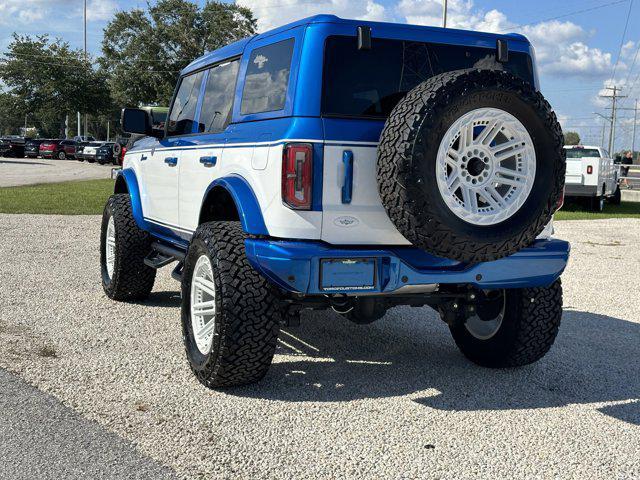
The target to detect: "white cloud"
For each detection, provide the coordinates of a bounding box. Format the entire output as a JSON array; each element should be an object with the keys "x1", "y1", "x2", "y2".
[
  {"x1": 0, "y1": 0, "x2": 116, "y2": 26},
  {"x1": 236, "y1": 0, "x2": 390, "y2": 32}
]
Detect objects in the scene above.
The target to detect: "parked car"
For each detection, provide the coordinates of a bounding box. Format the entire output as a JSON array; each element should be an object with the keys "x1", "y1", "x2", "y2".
[
  {"x1": 1, "y1": 136, "x2": 26, "y2": 157},
  {"x1": 24, "y1": 138, "x2": 47, "y2": 158},
  {"x1": 564, "y1": 145, "x2": 620, "y2": 210},
  {"x1": 59, "y1": 139, "x2": 78, "y2": 159},
  {"x1": 103, "y1": 15, "x2": 569, "y2": 389},
  {"x1": 96, "y1": 142, "x2": 117, "y2": 165},
  {"x1": 39, "y1": 139, "x2": 64, "y2": 159},
  {"x1": 77, "y1": 141, "x2": 103, "y2": 163}
]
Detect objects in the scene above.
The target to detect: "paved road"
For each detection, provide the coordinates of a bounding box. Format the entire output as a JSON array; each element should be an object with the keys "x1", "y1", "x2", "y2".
[
  {"x1": 0, "y1": 214, "x2": 638, "y2": 479},
  {"x1": 0, "y1": 369, "x2": 177, "y2": 480},
  {"x1": 0, "y1": 156, "x2": 112, "y2": 187}
]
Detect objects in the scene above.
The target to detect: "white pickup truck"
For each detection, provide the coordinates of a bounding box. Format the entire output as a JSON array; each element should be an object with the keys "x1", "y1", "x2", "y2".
[{"x1": 564, "y1": 145, "x2": 621, "y2": 210}]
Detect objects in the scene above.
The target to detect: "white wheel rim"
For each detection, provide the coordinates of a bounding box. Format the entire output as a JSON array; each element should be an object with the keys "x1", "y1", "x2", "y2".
[
  {"x1": 465, "y1": 294, "x2": 506, "y2": 340},
  {"x1": 436, "y1": 107, "x2": 536, "y2": 226},
  {"x1": 190, "y1": 254, "x2": 217, "y2": 355},
  {"x1": 105, "y1": 216, "x2": 116, "y2": 279}
]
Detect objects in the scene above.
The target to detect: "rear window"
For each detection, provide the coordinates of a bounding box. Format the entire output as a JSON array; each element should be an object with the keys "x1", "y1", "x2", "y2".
[
  {"x1": 565, "y1": 148, "x2": 601, "y2": 158},
  {"x1": 322, "y1": 36, "x2": 535, "y2": 119},
  {"x1": 241, "y1": 38, "x2": 294, "y2": 115}
]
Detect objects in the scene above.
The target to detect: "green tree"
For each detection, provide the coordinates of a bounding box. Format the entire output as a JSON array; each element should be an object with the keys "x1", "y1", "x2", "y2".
[
  {"x1": 564, "y1": 131, "x2": 581, "y2": 146},
  {"x1": 100, "y1": 0, "x2": 256, "y2": 107},
  {"x1": 0, "y1": 34, "x2": 112, "y2": 137}
]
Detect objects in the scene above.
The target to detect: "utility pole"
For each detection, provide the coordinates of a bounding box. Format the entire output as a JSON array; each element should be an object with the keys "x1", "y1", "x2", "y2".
[
  {"x1": 600, "y1": 86, "x2": 627, "y2": 154},
  {"x1": 442, "y1": 0, "x2": 448, "y2": 28},
  {"x1": 633, "y1": 99, "x2": 638, "y2": 155},
  {"x1": 83, "y1": 0, "x2": 88, "y2": 140},
  {"x1": 107, "y1": 121, "x2": 110, "y2": 142}
]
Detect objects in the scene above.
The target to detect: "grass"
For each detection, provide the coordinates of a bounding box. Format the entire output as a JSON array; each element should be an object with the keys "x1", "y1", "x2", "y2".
[
  {"x1": 555, "y1": 200, "x2": 640, "y2": 221},
  {"x1": 0, "y1": 177, "x2": 639, "y2": 220},
  {"x1": 0, "y1": 178, "x2": 114, "y2": 215}
]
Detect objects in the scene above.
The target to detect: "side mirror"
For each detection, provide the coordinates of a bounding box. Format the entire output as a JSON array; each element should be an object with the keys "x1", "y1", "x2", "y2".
[{"x1": 121, "y1": 108, "x2": 163, "y2": 138}]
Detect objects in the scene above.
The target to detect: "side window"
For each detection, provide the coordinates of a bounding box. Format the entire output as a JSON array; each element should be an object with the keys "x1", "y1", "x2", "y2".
[
  {"x1": 241, "y1": 38, "x2": 294, "y2": 115},
  {"x1": 167, "y1": 71, "x2": 204, "y2": 136},
  {"x1": 198, "y1": 59, "x2": 240, "y2": 133}
]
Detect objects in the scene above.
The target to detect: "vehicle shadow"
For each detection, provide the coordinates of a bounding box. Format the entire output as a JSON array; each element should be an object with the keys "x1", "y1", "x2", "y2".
[
  {"x1": 134, "y1": 291, "x2": 181, "y2": 308},
  {"x1": 230, "y1": 307, "x2": 640, "y2": 425}
]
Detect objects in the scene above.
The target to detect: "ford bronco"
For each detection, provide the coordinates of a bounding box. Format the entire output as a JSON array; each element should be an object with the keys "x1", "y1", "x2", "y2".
[{"x1": 102, "y1": 15, "x2": 569, "y2": 388}]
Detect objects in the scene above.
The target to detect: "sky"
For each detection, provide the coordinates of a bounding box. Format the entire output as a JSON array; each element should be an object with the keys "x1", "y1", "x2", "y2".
[{"x1": 1, "y1": 0, "x2": 639, "y2": 150}]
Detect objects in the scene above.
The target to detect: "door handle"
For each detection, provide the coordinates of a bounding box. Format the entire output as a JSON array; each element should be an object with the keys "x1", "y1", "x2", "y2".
[
  {"x1": 164, "y1": 156, "x2": 178, "y2": 167},
  {"x1": 342, "y1": 150, "x2": 353, "y2": 204},
  {"x1": 199, "y1": 156, "x2": 217, "y2": 167},
  {"x1": 140, "y1": 154, "x2": 148, "y2": 161}
]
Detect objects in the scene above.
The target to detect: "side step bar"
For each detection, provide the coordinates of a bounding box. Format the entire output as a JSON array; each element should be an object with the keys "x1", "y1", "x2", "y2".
[{"x1": 144, "y1": 242, "x2": 186, "y2": 277}]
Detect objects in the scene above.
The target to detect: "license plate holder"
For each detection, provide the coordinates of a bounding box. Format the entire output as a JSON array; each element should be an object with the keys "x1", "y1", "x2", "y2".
[{"x1": 320, "y1": 258, "x2": 376, "y2": 292}]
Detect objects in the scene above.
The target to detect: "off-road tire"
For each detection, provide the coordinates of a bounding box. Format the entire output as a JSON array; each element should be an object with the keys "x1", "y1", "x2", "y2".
[
  {"x1": 100, "y1": 194, "x2": 156, "y2": 300},
  {"x1": 377, "y1": 69, "x2": 565, "y2": 263},
  {"x1": 181, "y1": 221, "x2": 281, "y2": 388},
  {"x1": 449, "y1": 280, "x2": 562, "y2": 367}
]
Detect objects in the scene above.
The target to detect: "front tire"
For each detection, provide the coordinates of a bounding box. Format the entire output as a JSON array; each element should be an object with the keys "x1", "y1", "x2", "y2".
[
  {"x1": 100, "y1": 194, "x2": 156, "y2": 301},
  {"x1": 181, "y1": 221, "x2": 281, "y2": 388},
  {"x1": 448, "y1": 281, "x2": 562, "y2": 367}
]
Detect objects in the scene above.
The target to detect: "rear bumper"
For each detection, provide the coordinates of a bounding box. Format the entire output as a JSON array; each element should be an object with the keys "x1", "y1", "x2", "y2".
[
  {"x1": 245, "y1": 238, "x2": 571, "y2": 296},
  {"x1": 565, "y1": 184, "x2": 598, "y2": 197}
]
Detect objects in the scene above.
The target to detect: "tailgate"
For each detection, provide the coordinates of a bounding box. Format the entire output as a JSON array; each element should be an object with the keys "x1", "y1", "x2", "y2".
[{"x1": 565, "y1": 159, "x2": 583, "y2": 184}]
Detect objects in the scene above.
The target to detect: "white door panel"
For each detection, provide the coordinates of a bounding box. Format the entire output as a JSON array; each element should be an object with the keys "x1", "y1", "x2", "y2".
[
  {"x1": 321, "y1": 145, "x2": 410, "y2": 245},
  {"x1": 142, "y1": 148, "x2": 180, "y2": 226},
  {"x1": 179, "y1": 146, "x2": 224, "y2": 232}
]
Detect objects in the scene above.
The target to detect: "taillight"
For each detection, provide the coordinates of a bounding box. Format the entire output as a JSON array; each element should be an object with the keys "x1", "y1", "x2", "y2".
[
  {"x1": 282, "y1": 143, "x2": 313, "y2": 210},
  {"x1": 586, "y1": 165, "x2": 593, "y2": 174}
]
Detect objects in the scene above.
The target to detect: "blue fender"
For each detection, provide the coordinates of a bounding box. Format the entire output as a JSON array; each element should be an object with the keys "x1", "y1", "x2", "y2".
[
  {"x1": 115, "y1": 168, "x2": 147, "y2": 230},
  {"x1": 201, "y1": 175, "x2": 269, "y2": 236}
]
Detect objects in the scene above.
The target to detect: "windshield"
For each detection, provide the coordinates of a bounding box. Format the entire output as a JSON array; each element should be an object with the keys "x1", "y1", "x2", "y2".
[
  {"x1": 322, "y1": 36, "x2": 535, "y2": 119},
  {"x1": 565, "y1": 148, "x2": 600, "y2": 158}
]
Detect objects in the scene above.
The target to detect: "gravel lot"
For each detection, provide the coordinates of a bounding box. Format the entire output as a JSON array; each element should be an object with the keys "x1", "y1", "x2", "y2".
[
  {"x1": 0, "y1": 214, "x2": 638, "y2": 479},
  {"x1": 0, "y1": 157, "x2": 112, "y2": 187}
]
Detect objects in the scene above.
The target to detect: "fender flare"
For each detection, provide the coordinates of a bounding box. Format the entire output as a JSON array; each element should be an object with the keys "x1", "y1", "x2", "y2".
[
  {"x1": 200, "y1": 175, "x2": 269, "y2": 236},
  {"x1": 115, "y1": 168, "x2": 149, "y2": 232}
]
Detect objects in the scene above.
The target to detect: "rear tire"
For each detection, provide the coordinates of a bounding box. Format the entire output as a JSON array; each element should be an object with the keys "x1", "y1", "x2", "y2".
[
  {"x1": 100, "y1": 194, "x2": 156, "y2": 301},
  {"x1": 590, "y1": 195, "x2": 605, "y2": 212},
  {"x1": 448, "y1": 281, "x2": 562, "y2": 367},
  {"x1": 610, "y1": 186, "x2": 622, "y2": 205},
  {"x1": 58, "y1": 151, "x2": 66, "y2": 160},
  {"x1": 181, "y1": 221, "x2": 281, "y2": 388}
]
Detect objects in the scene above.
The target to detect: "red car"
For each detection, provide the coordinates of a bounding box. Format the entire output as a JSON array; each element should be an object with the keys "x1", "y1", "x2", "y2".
[{"x1": 39, "y1": 139, "x2": 76, "y2": 159}]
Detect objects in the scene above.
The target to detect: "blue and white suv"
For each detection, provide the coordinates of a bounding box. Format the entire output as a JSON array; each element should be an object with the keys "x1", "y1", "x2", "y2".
[{"x1": 101, "y1": 15, "x2": 569, "y2": 388}]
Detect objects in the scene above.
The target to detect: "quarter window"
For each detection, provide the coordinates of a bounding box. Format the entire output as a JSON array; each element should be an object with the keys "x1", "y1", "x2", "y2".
[
  {"x1": 167, "y1": 71, "x2": 204, "y2": 136},
  {"x1": 198, "y1": 59, "x2": 240, "y2": 133},
  {"x1": 241, "y1": 38, "x2": 294, "y2": 115}
]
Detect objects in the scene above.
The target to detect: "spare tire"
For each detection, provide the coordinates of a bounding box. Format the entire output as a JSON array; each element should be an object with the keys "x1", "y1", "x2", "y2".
[
  {"x1": 113, "y1": 142, "x2": 122, "y2": 157},
  {"x1": 377, "y1": 69, "x2": 565, "y2": 263}
]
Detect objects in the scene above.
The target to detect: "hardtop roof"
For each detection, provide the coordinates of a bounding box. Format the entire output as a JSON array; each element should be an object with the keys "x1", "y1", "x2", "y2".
[{"x1": 181, "y1": 14, "x2": 530, "y2": 76}]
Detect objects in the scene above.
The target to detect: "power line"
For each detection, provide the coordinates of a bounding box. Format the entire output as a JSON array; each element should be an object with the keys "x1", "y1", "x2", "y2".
[
  {"x1": 610, "y1": 0, "x2": 634, "y2": 82},
  {"x1": 501, "y1": 0, "x2": 629, "y2": 32}
]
